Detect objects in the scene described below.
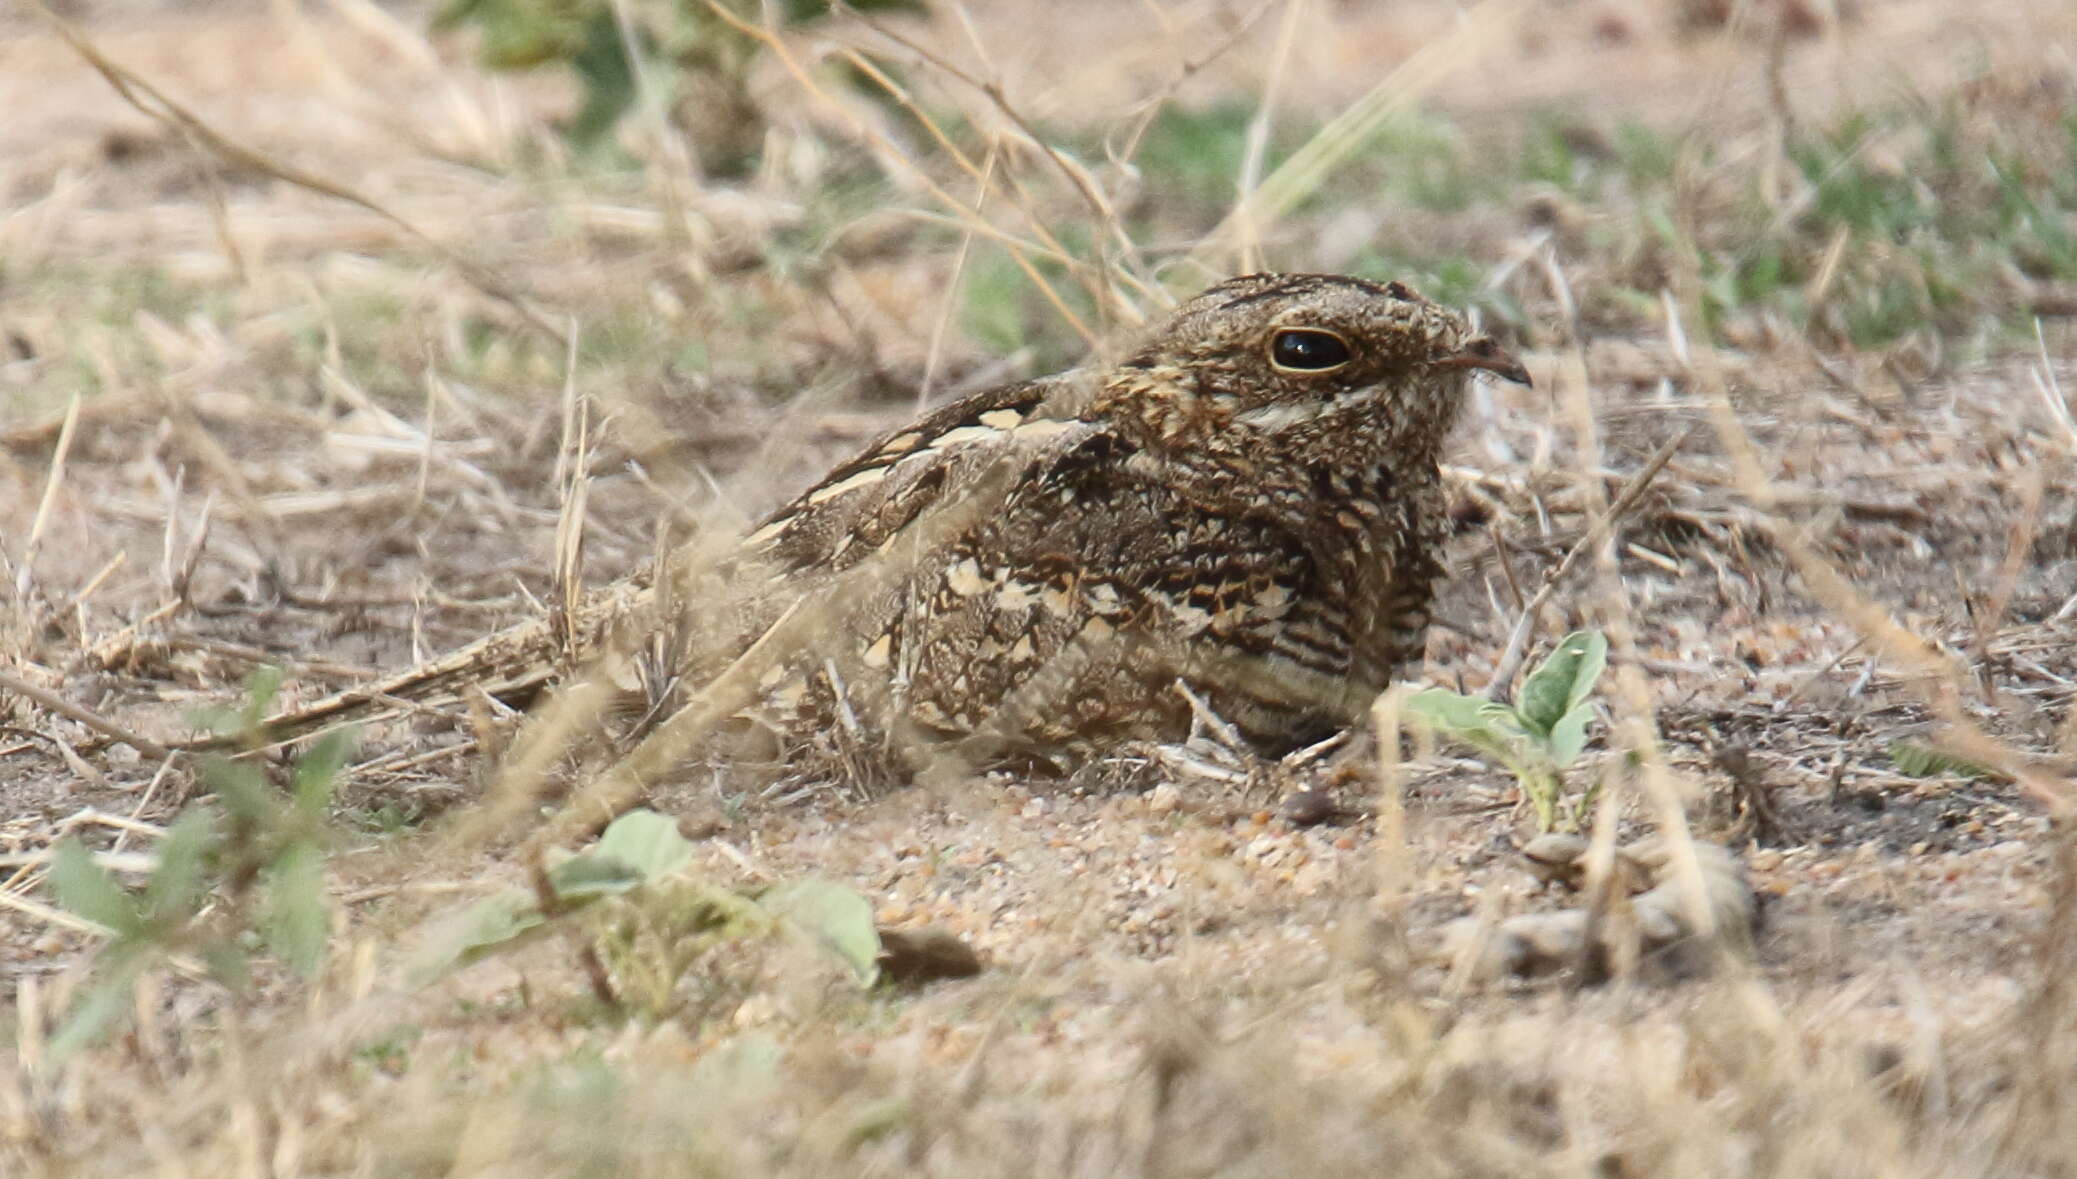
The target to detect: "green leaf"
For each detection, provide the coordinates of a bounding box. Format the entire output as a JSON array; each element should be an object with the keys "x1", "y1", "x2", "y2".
[
  {"x1": 263, "y1": 843, "x2": 331, "y2": 976},
  {"x1": 760, "y1": 879, "x2": 881, "y2": 984},
  {"x1": 1402, "y1": 688, "x2": 1527, "y2": 762},
  {"x1": 1888, "y1": 741, "x2": 1995, "y2": 780},
  {"x1": 47, "y1": 943, "x2": 153, "y2": 1064},
  {"x1": 547, "y1": 854, "x2": 644, "y2": 901},
  {"x1": 293, "y1": 728, "x2": 355, "y2": 815},
  {"x1": 780, "y1": 0, "x2": 926, "y2": 22},
  {"x1": 1519, "y1": 764, "x2": 1564, "y2": 833},
  {"x1": 1548, "y1": 703, "x2": 1596, "y2": 770},
  {"x1": 1516, "y1": 630, "x2": 1607, "y2": 739},
  {"x1": 411, "y1": 812, "x2": 698, "y2": 985},
  {"x1": 238, "y1": 665, "x2": 285, "y2": 733},
  {"x1": 205, "y1": 756, "x2": 276, "y2": 827},
  {"x1": 564, "y1": 11, "x2": 638, "y2": 151},
  {"x1": 843, "y1": 1097, "x2": 910, "y2": 1147},
  {"x1": 203, "y1": 940, "x2": 252, "y2": 991},
  {"x1": 443, "y1": 891, "x2": 544, "y2": 958},
  {"x1": 408, "y1": 890, "x2": 547, "y2": 985},
  {"x1": 589, "y1": 809, "x2": 697, "y2": 880},
  {"x1": 49, "y1": 838, "x2": 141, "y2": 936},
  {"x1": 1401, "y1": 687, "x2": 1518, "y2": 734},
  {"x1": 439, "y1": 0, "x2": 584, "y2": 68},
  {"x1": 142, "y1": 809, "x2": 215, "y2": 925}
]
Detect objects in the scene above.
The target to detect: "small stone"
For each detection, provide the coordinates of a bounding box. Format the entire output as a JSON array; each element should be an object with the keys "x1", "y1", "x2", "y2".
[
  {"x1": 1279, "y1": 788, "x2": 1336, "y2": 827},
  {"x1": 1521, "y1": 833, "x2": 1590, "y2": 887},
  {"x1": 877, "y1": 926, "x2": 985, "y2": 985}
]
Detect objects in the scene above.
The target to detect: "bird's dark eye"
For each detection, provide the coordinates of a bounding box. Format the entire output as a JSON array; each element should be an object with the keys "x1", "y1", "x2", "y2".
[{"x1": 1269, "y1": 328, "x2": 1352, "y2": 372}]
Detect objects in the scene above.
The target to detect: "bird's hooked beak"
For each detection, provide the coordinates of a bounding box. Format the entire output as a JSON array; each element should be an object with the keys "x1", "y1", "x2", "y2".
[{"x1": 1434, "y1": 336, "x2": 1532, "y2": 387}]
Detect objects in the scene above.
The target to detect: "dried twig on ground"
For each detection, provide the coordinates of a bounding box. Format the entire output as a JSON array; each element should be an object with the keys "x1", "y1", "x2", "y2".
[{"x1": 0, "y1": 668, "x2": 175, "y2": 761}]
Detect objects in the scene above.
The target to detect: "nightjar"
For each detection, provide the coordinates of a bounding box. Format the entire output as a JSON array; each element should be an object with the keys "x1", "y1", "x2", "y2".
[{"x1": 235, "y1": 273, "x2": 1528, "y2": 777}]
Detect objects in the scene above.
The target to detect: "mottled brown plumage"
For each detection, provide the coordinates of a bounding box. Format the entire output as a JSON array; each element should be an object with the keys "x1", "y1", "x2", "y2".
[{"x1": 232, "y1": 273, "x2": 1527, "y2": 776}]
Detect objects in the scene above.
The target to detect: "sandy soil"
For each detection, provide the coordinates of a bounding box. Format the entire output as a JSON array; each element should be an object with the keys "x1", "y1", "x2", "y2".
[{"x1": 4, "y1": 0, "x2": 2077, "y2": 1174}]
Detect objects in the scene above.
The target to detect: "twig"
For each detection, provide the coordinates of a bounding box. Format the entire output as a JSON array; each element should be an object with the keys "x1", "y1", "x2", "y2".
[
  {"x1": 1776, "y1": 636, "x2": 1867, "y2": 709},
  {"x1": 1481, "y1": 428, "x2": 1690, "y2": 703},
  {"x1": 148, "y1": 635, "x2": 374, "y2": 682},
  {"x1": 0, "y1": 888, "x2": 115, "y2": 939},
  {"x1": 1487, "y1": 519, "x2": 1526, "y2": 611},
  {"x1": 0, "y1": 669, "x2": 175, "y2": 761},
  {"x1": 1172, "y1": 679, "x2": 1246, "y2": 754},
  {"x1": 0, "y1": 849, "x2": 161, "y2": 874}
]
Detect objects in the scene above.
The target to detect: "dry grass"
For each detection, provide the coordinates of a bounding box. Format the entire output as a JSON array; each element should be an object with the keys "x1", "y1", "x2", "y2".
[{"x1": 5, "y1": 0, "x2": 2077, "y2": 1174}]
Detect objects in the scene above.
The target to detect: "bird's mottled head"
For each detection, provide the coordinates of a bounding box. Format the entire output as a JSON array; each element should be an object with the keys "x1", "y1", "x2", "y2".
[{"x1": 1101, "y1": 273, "x2": 1527, "y2": 447}]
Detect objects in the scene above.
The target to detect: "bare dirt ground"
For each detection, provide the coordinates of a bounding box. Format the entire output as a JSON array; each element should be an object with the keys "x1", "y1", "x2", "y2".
[{"x1": 5, "y1": 0, "x2": 2077, "y2": 1174}]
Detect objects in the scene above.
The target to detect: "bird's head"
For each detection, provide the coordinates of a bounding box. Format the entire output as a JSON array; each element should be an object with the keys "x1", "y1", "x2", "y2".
[{"x1": 1097, "y1": 273, "x2": 1528, "y2": 454}]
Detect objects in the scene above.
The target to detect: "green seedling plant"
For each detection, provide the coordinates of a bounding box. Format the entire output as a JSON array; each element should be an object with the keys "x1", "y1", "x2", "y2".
[
  {"x1": 414, "y1": 809, "x2": 882, "y2": 1017},
  {"x1": 1888, "y1": 740, "x2": 1997, "y2": 782},
  {"x1": 44, "y1": 669, "x2": 349, "y2": 1064},
  {"x1": 1404, "y1": 630, "x2": 1608, "y2": 832}
]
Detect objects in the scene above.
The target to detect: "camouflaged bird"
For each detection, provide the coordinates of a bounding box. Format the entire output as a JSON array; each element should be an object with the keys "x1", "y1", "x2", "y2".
[{"x1": 228, "y1": 273, "x2": 1529, "y2": 775}]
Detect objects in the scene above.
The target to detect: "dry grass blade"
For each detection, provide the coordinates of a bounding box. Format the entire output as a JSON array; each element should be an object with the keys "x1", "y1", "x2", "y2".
[
  {"x1": 1186, "y1": 0, "x2": 1527, "y2": 274},
  {"x1": 498, "y1": 447, "x2": 1035, "y2": 854},
  {"x1": 21, "y1": 394, "x2": 82, "y2": 592},
  {"x1": 1558, "y1": 311, "x2": 1721, "y2": 959},
  {"x1": 917, "y1": 143, "x2": 1001, "y2": 410},
  {"x1": 1973, "y1": 468, "x2": 2043, "y2": 665},
  {"x1": 513, "y1": 596, "x2": 817, "y2": 857},
  {"x1": 1481, "y1": 428, "x2": 1689, "y2": 702},
  {"x1": 1370, "y1": 684, "x2": 1411, "y2": 904},
  {"x1": 23, "y1": 0, "x2": 567, "y2": 349},
  {"x1": 551, "y1": 355, "x2": 592, "y2": 660},
  {"x1": 2032, "y1": 318, "x2": 2077, "y2": 451},
  {"x1": 836, "y1": 4, "x2": 1153, "y2": 320},
  {"x1": 1231, "y1": 0, "x2": 1305, "y2": 275},
  {"x1": 701, "y1": 0, "x2": 1118, "y2": 345}
]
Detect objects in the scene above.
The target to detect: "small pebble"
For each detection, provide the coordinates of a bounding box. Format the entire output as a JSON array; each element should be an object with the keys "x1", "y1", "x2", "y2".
[
  {"x1": 1280, "y1": 789, "x2": 1336, "y2": 827},
  {"x1": 877, "y1": 926, "x2": 984, "y2": 984}
]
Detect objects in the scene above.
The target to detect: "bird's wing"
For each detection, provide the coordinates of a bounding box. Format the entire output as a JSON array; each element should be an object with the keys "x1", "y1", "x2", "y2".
[
  {"x1": 736, "y1": 371, "x2": 1099, "y2": 579},
  {"x1": 879, "y1": 429, "x2": 1372, "y2": 757}
]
